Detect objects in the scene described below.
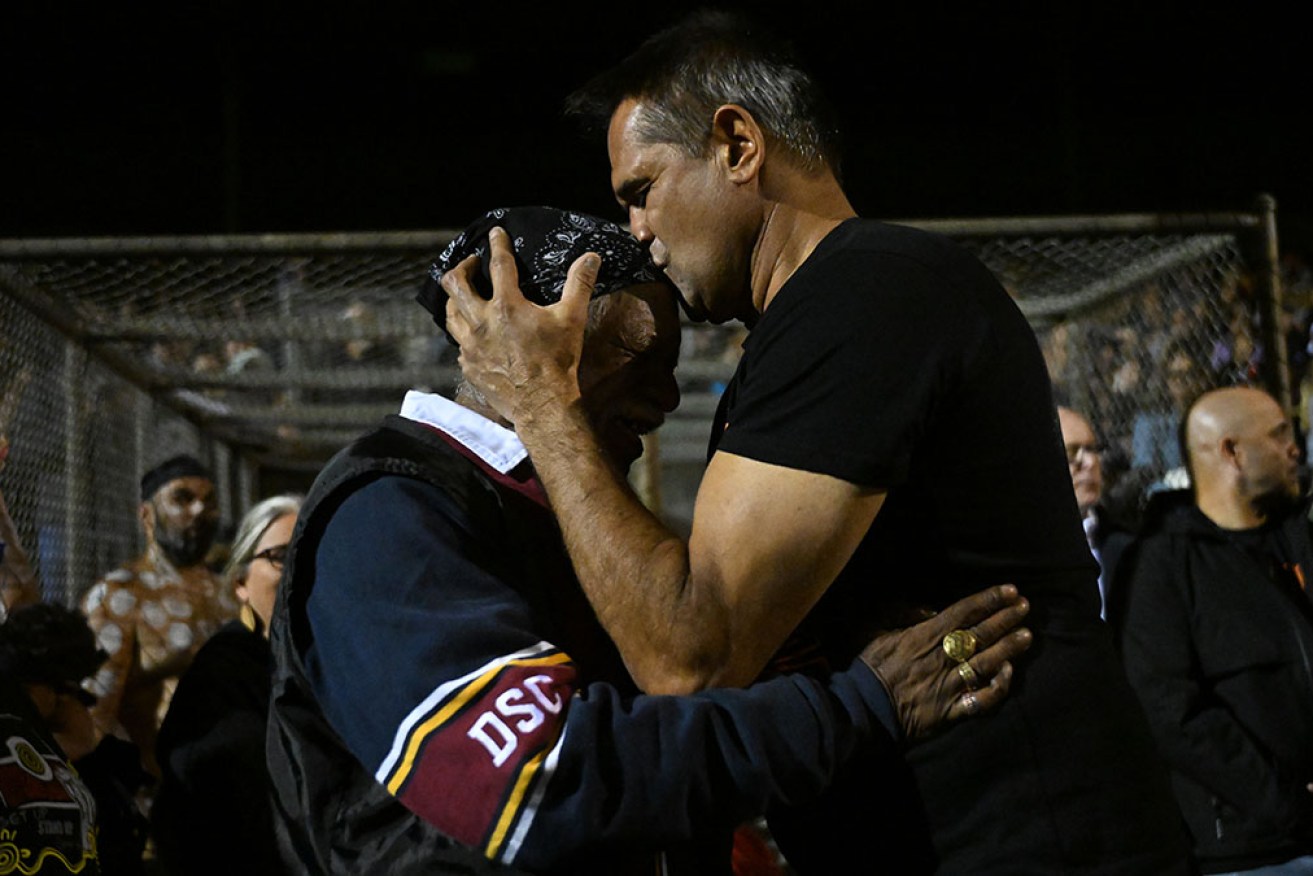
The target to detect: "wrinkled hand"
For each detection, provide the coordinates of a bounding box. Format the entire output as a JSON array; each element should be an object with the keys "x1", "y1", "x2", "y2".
[
  {"x1": 441, "y1": 226, "x2": 599, "y2": 424},
  {"x1": 861, "y1": 584, "x2": 1031, "y2": 742}
]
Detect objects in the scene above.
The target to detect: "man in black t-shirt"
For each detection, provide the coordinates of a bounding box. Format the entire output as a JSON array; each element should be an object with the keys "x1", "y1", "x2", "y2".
[
  {"x1": 1120, "y1": 387, "x2": 1313, "y2": 874},
  {"x1": 440, "y1": 10, "x2": 1191, "y2": 874}
]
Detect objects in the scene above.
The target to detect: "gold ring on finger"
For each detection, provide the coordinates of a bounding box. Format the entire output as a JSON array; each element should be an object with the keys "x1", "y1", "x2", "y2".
[
  {"x1": 957, "y1": 661, "x2": 980, "y2": 690},
  {"x1": 942, "y1": 629, "x2": 979, "y2": 663}
]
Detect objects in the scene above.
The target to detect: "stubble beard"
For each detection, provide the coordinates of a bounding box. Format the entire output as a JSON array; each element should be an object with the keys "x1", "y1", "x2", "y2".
[
  {"x1": 1245, "y1": 472, "x2": 1301, "y2": 522},
  {"x1": 154, "y1": 522, "x2": 216, "y2": 569}
]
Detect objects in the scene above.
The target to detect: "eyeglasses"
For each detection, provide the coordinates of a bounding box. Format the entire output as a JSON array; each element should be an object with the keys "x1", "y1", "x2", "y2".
[
  {"x1": 253, "y1": 544, "x2": 289, "y2": 569},
  {"x1": 1065, "y1": 443, "x2": 1104, "y2": 466}
]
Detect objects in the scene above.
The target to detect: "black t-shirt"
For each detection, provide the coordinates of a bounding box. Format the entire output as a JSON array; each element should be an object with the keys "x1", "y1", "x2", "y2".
[
  {"x1": 710, "y1": 219, "x2": 1191, "y2": 873},
  {"x1": 713, "y1": 218, "x2": 1098, "y2": 655}
]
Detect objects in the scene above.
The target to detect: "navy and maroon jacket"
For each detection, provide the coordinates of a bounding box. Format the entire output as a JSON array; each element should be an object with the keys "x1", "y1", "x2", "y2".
[{"x1": 266, "y1": 414, "x2": 900, "y2": 875}]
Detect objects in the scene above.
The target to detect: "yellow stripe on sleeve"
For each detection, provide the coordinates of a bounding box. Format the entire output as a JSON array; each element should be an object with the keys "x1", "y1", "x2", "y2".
[{"x1": 384, "y1": 651, "x2": 573, "y2": 795}]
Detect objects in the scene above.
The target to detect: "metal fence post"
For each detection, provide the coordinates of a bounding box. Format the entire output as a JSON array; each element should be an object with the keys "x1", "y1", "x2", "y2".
[
  {"x1": 1249, "y1": 193, "x2": 1292, "y2": 418},
  {"x1": 63, "y1": 341, "x2": 88, "y2": 606}
]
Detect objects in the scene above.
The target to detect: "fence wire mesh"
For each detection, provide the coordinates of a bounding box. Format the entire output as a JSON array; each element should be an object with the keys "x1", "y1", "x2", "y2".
[
  {"x1": 0, "y1": 206, "x2": 1289, "y2": 606},
  {"x1": 975, "y1": 232, "x2": 1256, "y2": 496},
  {"x1": 1, "y1": 288, "x2": 211, "y2": 608}
]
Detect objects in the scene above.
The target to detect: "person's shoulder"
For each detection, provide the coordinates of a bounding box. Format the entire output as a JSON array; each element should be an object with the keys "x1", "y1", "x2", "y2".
[
  {"x1": 204, "y1": 618, "x2": 265, "y2": 649},
  {"x1": 797, "y1": 218, "x2": 1001, "y2": 310},
  {"x1": 184, "y1": 620, "x2": 269, "y2": 679},
  {"x1": 827, "y1": 218, "x2": 982, "y2": 269},
  {"x1": 1128, "y1": 492, "x2": 1213, "y2": 566},
  {"x1": 323, "y1": 471, "x2": 481, "y2": 545},
  {"x1": 1137, "y1": 489, "x2": 1198, "y2": 529},
  {"x1": 82, "y1": 565, "x2": 146, "y2": 620},
  {"x1": 93, "y1": 562, "x2": 142, "y2": 589}
]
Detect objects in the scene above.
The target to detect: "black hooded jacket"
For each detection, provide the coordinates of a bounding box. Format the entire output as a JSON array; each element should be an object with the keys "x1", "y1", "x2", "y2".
[{"x1": 1118, "y1": 490, "x2": 1313, "y2": 873}]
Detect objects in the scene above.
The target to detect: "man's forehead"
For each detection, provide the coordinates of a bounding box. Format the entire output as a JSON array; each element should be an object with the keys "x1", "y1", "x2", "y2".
[
  {"x1": 1237, "y1": 391, "x2": 1284, "y2": 423},
  {"x1": 159, "y1": 476, "x2": 214, "y2": 497},
  {"x1": 1058, "y1": 408, "x2": 1095, "y2": 440},
  {"x1": 1255, "y1": 409, "x2": 1292, "y2": 435},
  {"x1": 1204, "y1": 390, "x2": 1287, "y2": 439},
  {"x1": 607, "y1": 102, "x2": 663, "y2": 191},
  {"x1": 606, "y1": 99, "x2": 645, "y2": 162}
]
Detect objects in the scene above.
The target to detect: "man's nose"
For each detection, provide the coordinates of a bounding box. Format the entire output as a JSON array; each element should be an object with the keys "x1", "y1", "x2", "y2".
[
  {"x1": 629, "y1": 207, "x2": 652, "y2": 242},
  {"x1": 655, "y1": 369, "x2": 681, "y2": 413}
]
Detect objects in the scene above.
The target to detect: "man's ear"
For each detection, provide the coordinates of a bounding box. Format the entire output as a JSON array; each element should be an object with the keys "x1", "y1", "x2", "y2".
[
  {"x1": 139, "y1": 501, "x2": 156, "y2": 541},
  {"x1": 710, "y1": 104, "x2": 764, "y2": 184},
  {"x1": 1220, "y1": 437, "x2": 1241, "y2": 468}
]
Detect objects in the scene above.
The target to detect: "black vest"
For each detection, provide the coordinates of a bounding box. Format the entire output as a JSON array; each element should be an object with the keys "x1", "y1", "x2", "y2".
[{"x1": 267, "y1": 416, "x2": 563, "y2": 875}]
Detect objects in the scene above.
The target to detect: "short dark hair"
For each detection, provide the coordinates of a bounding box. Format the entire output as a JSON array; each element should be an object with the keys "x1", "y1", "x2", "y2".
[
  {"x1": 140, "y1": 454, "x2": 212, "y2": 501},
  {"x1": 0, "y1": 603, "x2": 106, "y2": 697},
  {"x1": 565, "y1": 8, "x2": 843, "y2": 175}
]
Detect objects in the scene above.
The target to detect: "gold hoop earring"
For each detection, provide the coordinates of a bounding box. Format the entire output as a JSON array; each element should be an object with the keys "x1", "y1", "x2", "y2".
[{"x1": 239, "y1": 602, "x2": 258, "y2": 633}]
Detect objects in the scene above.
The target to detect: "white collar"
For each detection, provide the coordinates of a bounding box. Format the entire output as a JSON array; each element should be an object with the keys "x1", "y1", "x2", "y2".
[
  {"x1": 398, "y1": 390, "x2": 528, "y2": 475},
  {"x1": 1082, "y1": 510, "x2": 1098, "y2": 539}
]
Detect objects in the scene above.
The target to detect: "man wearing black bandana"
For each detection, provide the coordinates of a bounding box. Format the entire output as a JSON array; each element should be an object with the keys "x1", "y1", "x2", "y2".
[
  {"x1": 266, "y1": 206, "x2": 1032, "y2": 874},
  {"x1": 440, "y1": 11, "x2": 1192, "y2": 876},
  {"x1": 80, "y1": 454, "x2": 233, "y2": 778}
]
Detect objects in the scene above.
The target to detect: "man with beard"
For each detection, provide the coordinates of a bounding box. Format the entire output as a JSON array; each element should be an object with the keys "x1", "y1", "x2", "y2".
[
  {"x1": 1120, "y1": 386, "x2": 1313, "y2": 874},
  {"x1": 82, "y1": 455, "x2": 234, "y2": 777}
]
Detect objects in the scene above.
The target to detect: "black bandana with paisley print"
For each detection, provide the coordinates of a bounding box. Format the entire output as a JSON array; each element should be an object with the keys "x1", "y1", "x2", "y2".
[{"x1": 417, "y1": 206, "x2": 665, "y2": 344}]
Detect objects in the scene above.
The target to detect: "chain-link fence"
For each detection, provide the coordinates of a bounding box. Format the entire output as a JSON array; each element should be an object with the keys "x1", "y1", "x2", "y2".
[
  {"x1": 1, "y1": 287, "x2": 213, "y2": 607},
  {"x1": 941, "y1": 200, "x2": 1289, "y2": 519},
  {"x1": 0, "y1": 198, "x2": 1289, "y2": 605}
]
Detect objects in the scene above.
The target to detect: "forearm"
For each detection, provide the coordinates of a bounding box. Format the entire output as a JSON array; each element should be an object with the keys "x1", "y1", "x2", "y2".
[
  {"x1": 513, "y1": 659, "x2": 896, "y2": 871},
  {"x1": 516, "y1": 395, "x2": 734, "y2": 694}
]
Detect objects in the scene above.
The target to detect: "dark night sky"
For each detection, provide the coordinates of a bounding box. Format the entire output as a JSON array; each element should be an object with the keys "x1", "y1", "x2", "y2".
[{"x1": 6, "y1": 3, "x2": 1313, "y2": 250}]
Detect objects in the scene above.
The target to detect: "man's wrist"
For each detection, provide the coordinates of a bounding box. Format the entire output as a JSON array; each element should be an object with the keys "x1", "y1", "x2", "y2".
[
  {"x1": 846, "y1": 656, "x2": 903, "y2": 744},
  {"x1": 511, "y1": 373, "x2": 581, "y2": 430},
  {"x1": 513, "y1": 387, "x2": 595, "y2": 465}
]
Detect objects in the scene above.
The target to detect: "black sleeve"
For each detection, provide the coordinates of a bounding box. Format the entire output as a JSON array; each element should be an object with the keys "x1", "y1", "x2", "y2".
[{"x1": 716, "y1": 251, "x2": 975, "y2": 488}]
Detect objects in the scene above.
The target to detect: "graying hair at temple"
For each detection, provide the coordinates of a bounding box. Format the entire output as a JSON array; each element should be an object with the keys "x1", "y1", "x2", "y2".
[{"x1": 564, "y1": 8, "x2": 843, "y2": 176}]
